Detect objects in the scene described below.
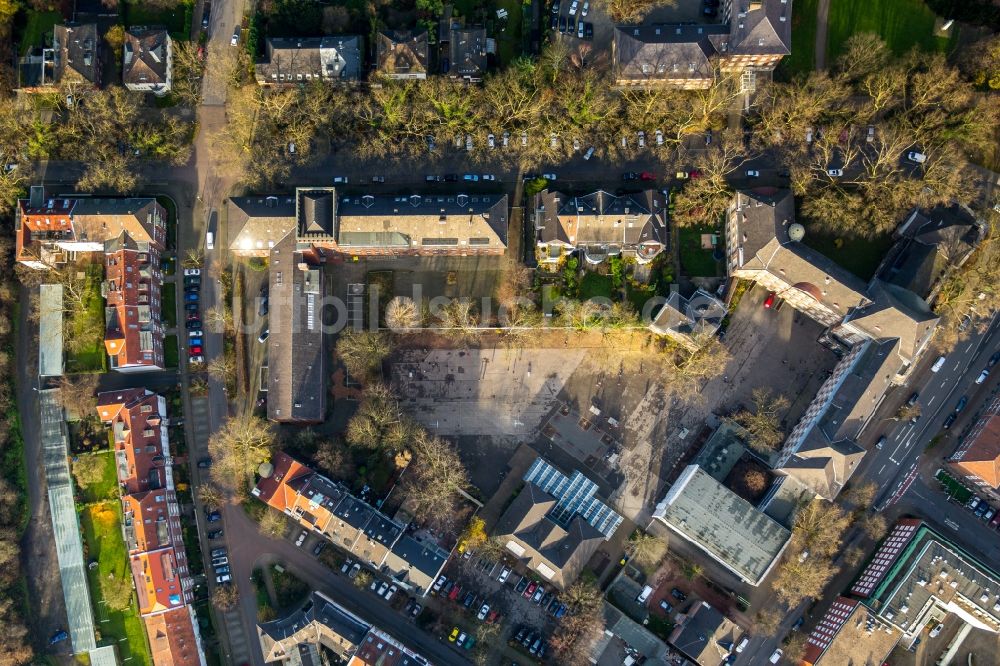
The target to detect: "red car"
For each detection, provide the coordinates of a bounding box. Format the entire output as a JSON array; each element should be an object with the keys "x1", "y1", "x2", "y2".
[
  {"x1": 524, "y1": 582, "x2": 537, "y2": 599},
  {"x1": 689, "y1": 169, "x2": 703, "y2": 179},
  {"x1": 448, "y1": 585, "x2": 461, "y2": 602},
  {"x1": 189, "y1": 346, "x2": 203, "y2": 355},
  {"x1": 639, "y1": 172, "x2": 656, "y2": 181},
  {"x1": 763, "y1": 292, "x2": 776, "y2": 309}
]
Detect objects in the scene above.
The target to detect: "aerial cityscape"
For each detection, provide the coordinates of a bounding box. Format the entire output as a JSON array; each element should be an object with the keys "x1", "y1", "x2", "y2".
[{"x1": 1, "y1": 0, "x2": 1000, "y2": 665}]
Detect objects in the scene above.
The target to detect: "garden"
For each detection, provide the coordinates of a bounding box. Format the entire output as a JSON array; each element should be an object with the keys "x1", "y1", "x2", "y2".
[
  {"x1": 65, "y1": 264, "x2": 108, "y2": 374},
  {"x1": 800, "y1": 227, "x2": 894, "y2": 281},
  {"x1": 825, "y1": 0, "x2": 961, "y2": 62},
  {"x1": 80, "y1": 502, "x2": 152, "y2": 666},
  {"x1": 678, "y1": 225, "x2": 721, "y2": 278},
  {"x1": 72, "y1": 451, "x2": 118, "y2": 504}
]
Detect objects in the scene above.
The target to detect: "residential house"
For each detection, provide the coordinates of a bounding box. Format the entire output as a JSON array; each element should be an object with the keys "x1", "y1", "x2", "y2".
[
  {"x1": 258, "y1": 591, "x2": 371, "y2": 663},
  {"x1": 18, "y1": 23, "x2": 102, "y2": 92},
  {"x1": 649, "y1": 289, "x2": 727, "y2": 349},
  {"x1": 96, "y1": 389, "x2": 205, "y2": 666},
  {"x1": 376, "y1": 30, "x2": 429, "y2": 80},
  {"x1": 440, "y1": 14, "x2": 487, "y2": 81},
  {"x1": 493, "y1": 457, "x2": 622, "y2": 590},
  {"x1": 533, "y1": 189, "x2": 667, "y2": 264},
  {"x1": 949, "y1": 397, "x2": 1000, "y2": 502},
  {"x1": 103, "y1": 232, "x2": 164, "y2": 372},
  {"x1": 652, "y1": 465, "x2": 790, "y2": 586},
  {"x1": 255, "y1": 36, "x2": 363, "y2": 86},
  {"x1": 16, "y1": 186, "x2": 167, "y2": 269},
  {"x1": 845, "y1": 519, "x2": 1000, "y2": 649},
  {"x1": 611, "y1": 0, "x2": 791, "y2": 88},
  {"x1": 348, "y1": 628, "x2": 429, "y2": 665},
  {"x1": 253, "y1": 452, "x2": 449, "y2": 596},
  {"x1": 667, "y1": 601, "x2": 741, "y2": 666},
  {"x1": 123, "y1": 28, "x2": 172, "y2": 95}
]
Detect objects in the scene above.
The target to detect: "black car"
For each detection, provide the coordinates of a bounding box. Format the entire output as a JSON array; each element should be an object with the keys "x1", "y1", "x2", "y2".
[
  {"x1": 207, "y1": 529, "x2": 223, "y2": 539},
  {"x1": 185, "y1": 302, "x2": 200, "y2": 312},
  {"x1": 551, "y1": 1, "x2": 560, "y2": 13},
  {"x1": 906, "y1": 392, "x2": 920, "y2": 407},
  {"x1": 258, "y1": 295, "x2": 269, "y2": 317},
  {"x1": 184, "y1": 284, "x2": 201, "y2": 293},
  {"x1": 671, "y1": 588, "x2": 687, "y2": 601},
  {"x1": 955, "y1": 396, "x2": 968, "y2": 413},
  {"x1": 623, "y1": 172, "x2": 638, "y2": 181},
  {"x1": 990, "y1": 351, "x2": 1000, "y2": 368},
  {"x1": 568, "y1": 16, "x2": 576, "y2": 33},
  {"x1": 515, "y1": 627, "x2": 527, "y2": 643},
  {"x1": 184, "y1": 275, "x2": 201, "y2": 285},
  {"x1": 197, "y1": 458, "x2": 211, "y2": 468},
  {"x1": 558, "y1": 15, "x2": 566, "y2": 33},
  {"x1": 550, "y1": 14, "x2": 558, "y2": 30},
  {"x1": 463, "y1": 592, "x2": 475, "y2": 608},
  {"x1": 584, "y1": 22, "x2": 593, "y2": 39},
  {"x1": 943, "y1": 413, "x2": 957, "y2": 430},
  {"x1": 704, "y1": 6, "x2": 718, "y2": 15},
  {"x1": 312, "y1": 542, "x2": 326, "y2": 556},
  {"x1": 206, "y1": 511, "x2": 222, "y2": 523},
  {"x1": 185, "y1": 319, "x2": 202, "y2": 329},
  {"x1": 201, "y1": 1, "x2": 211, "y2": 28},
  {"x1": 443, "y1": 174, "x2": 459, "y2": 182},
  {"x1": 409, "y1": 602, "x2": 422, "y2": 617}
]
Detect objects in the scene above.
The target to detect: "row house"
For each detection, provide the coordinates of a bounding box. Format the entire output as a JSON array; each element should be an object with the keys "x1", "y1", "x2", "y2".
[
  {"x1": 254, "y1": 452, "x2": 449, "y2": 596},
  {"x1": 96, "y1": 389, "x2": 206, "y2": 666},
  {"x1": 255, "y1": 36, "x2": 363, "y2": 86},
  {"x1": 949, "y1": 396, "x2": 1000, "y2": 503},
  {"x1": 17, "y1": 23, "x2": 102, "y2": 93},
  {"x1": 104, "y1": 233, "x2": 164, "y2": 371}
]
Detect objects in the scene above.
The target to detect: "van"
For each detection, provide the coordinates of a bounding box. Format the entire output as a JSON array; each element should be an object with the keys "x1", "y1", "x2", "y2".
[
  {"x1": 206, "y1": 231, "x2": 215, "y2": 250},
  {"x1": 636, "y1": 585, "x2": 654, "y2": 604},
  {"x1": 735, "y1": 636, "x2": 750, "y2": 653},
  {"x1": 931, "y1": 356, "x2": 946, "y2": 372},
  {"x1": 908, "y1": 151, "x2": 927, "y2": 164}
]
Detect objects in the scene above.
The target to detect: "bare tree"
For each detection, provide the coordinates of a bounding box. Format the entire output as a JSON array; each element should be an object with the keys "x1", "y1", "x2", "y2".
[
  {"x1": 336, "y1": 330, "x2": 392, "y2": 382},
  {"x1": 549, "y1": 580, "x2": 605, "y2": 664},
  {"x1": 733, "y1": 388, "x2": 790, "y2": 453},
  {"x1": 56, "y1": 374, "x2": 100, "y2": 420},
  {"x1": 385, "y1": 296, "x2": 421, "y2": 330},
  {"x1": 198, "y1": 483, "x2": 224, "y2": 509},
  {"x1": 209, "y1": 415, "x2": 276, "y2": 488},
  {"x1": 623, "y1": 530, "x2": 666, "y2": 571},
  {"x1": 404, "y1": 432, "x2": 470, "y2": 531},
  {"x1": 212, "y1": 584, "x2": 239, "y2": 610},
  {"x1": 259, "y1": 509, "x2": 288, "y2": 539}
]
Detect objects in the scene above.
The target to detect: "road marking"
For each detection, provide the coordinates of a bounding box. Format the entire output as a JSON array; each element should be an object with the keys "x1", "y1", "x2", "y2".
[
  {"x1": 879, "y1": 464, "x2": 887, "y2": 474},
  {"x1": 927, "y1": 395, "x2": 936, "y2": 405},
  {"x1": 945, "y1": 518, "x2": 960, "y2": 531}
]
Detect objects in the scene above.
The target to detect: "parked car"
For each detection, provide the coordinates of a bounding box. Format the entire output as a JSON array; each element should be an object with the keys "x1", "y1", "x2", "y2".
[
  {"x1": 984, "y1": 508, "x2": 995, "y2": 522},
  {"x1": 449, "y1": 627, "x2": 459, "y2": 642},
  {"x1": 524, "y1": 581, "x2": 538, "y2": 598},
  {"x1": 955, "y1": 396, "x2": 968, "y2": 413},
  {"x1": 184, "y1": 268, "x2": 201, "y2": 277},
  {"x1": 907, "y1": 392, "x2": 920, "y2": 407},
  {"x1": 230, "y1": 27, "x2": 240, "y2": 46},
  {"x1": 581, "y1": 1, "x2": 589, "y2": 16},
  {"x1": 463, "y1": 591, "x2": 475, "y2": 608},
  {"x1": 463, "y1": 174, "x2": 480, "y2": 182},
  {"x1": 208, "y1": 530, "x2": 223, "y2": 539},
  {"x1": 770, "y1": 649, "x2": 783, "y2": 664},
  {"x1": 487, "y1": 133, "x2": 495, "y2": 149},
  {"x1": 989, "y1": 351, "x2": 1000, "y2": 368},
  {"x1": 583, "y1": 145, "x2": 595, "y2": 160},
  {"x1": 425, "y1": 175, "x2": 443, "y2": 182},
  {"x1": 763, "y1": 292, "x2": 776, "y2": 309},
  {"x1": 827, "y1": 168, "x2": 843, "y2": 177},
  {"x1": 542, "y1": 172, "x2": 557, "y2": 180},
  {"x1": 189, "y1": 355, "x2": 204, "y2": 364},
  {"x1": 477, "y1": 603, "x2": 490, "y2": 621},
  {"x1": 184, "y1": 302, "x2": 200, "y2": 312},
  {"x1": 384, "y1": 585, "x2": 397, "y2": 601},
  {"x1": 622, "y1": 172, "x2": 638, "y2": 181},
  {"x1": 907, "y1": 151, "x2": 927, "y2": 164},
  {"x1": 295, "y1": 530, "x2": 307, "y2": 547},
  {"x1": 746, "y1": 169, "x2": 760, "y2": 177},
  {"x1": 558, "y1": 15, "x2": 566, "y2": 32},
  {"x1": 410, "y1": 601, "x2": 422, "y2": 618},
  {"x1": 498, "y1": 566, "x2": 511, "y2": 583},
  {"x1": 189, "y1": 346, "x2": 202, "y2": 355},
  {"x1": 969, "y1": 496, "x2": 981, "y2": 510},
  {"x1": 670, "y1": 588, "x2": 687, "y2": 601},
  {"x1": 447, "y1": 584, "x2": 461, "y2": 601},
  {"x1": 371, "y1": 175, "x2": 385, "y2": 183},
  {"x1": 444, "y1": 173, "x2": 459, "y2": 182},
  {"x1": 515, "y1": 578, "x2": 529, "y2": 594},
  {"x1": 376, "y1": 581, "x2": 389, "y2": 597},
  {"x1": 456, "y1": 632, "x2": 468, "y2": 648},
  {"x1": 349, "y1": 563, "x2": 361, "y2": 579},
  {"x1": 211, "y1": 557, "x2": 228, "y2": 567},
  {"x1": 637, "y1": 130, "x2": 645, "y2": 147},
  {"x1": 184, "y1": 283, "x2": 201, "y2": 293},
  {"x1": 481, "y1": 174, "x2": 497, "y2": 181},
  {"x1": 206, "y1": 511, "x2": 221, "y2": 522},
  {"x1": 258, "y1": 328, "x2": 269, "y2": 343},
  {"x1": 210, "y1": 547, "x2": 226, "y2": 558},
  {"x1": 584, "y1": 22, "x2": 593, "y2": 39},
  {"x1": 975, "y1": 502, "x2": 989, "y2": 518},
  {"x1": 640, "y1": 171, "x2": 656, "y2": 181},
  {"x1": 976, "y1": 369, "x2": 990, "y2": 384},
  {"x1": 533, "y1": 587, "x2": 544, "y2": 603},
  {"x1": 215, "y1": 566, "x2": 230, "y2": 575},
  {"x1": 577, "y1": 20, "x2": 584, "y2": 38},
  {"x1": 312, "y1": 542, "x2": 326, "y2": 556},
  {"x1": 197, "y1": 458, "x2": 211, "y2": 468},
  {"x1": 432, "y1": 575, "x2": 447, "y2": 594},
  {"x1": 943, "y1": 413, "x2": 957, "y2": 430},
  {"x1": 929, "y1": 623, "x2": 944, "y2": 638},
  {"x1": 216, "y1": 574, "x2": 231, "y2": 583},
  {"x1": 875, "y1": 436, "x2": 887, "y2": 450},
  {"x1": 659, "y1": 600, "x2": 673, "y2": 613}
]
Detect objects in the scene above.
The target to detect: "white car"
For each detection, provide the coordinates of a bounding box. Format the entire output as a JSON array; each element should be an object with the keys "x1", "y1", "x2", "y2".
[
  {"x1": 769, "y1": 649, "x2": 783, "y2": 664},
  {"x1": 655, "y1": 129, "x2": 664, "y2": 146},
  {"x1": 432, "y1": 575, "x2": 447, "y2": 593},
  {"x1": 333, "y1": 176, "x2": 348, "y2": 184},
  {"x1": 465, "y1": 134, "x2": 473, "y2": 152},
  {"x1": 746, "y1": 170, "x2": 760, "y2": 177},
  {"x1": 577, "y1": 21, "x2": 584, "y2": 38},
  {"x1": 976, "y1": 369, "x2": 990, "y2": 384},
  {"x1": 521, "y1": 131, "x2": 528, "y2": 146},
  {"x1": 258, "y1": 328, "x2": 269, "y2": 343},
  {"x1": 384, "y1": 584, "x2": 397, "y2": 601},
  {"x1": 184, "y1": 268, "x2": 201, "y2": 276},
  {"x1": 216, "y1": 574, "x2": 231, "y2": 583},
  {"x1": 827, "y1": 168, "x2": 843, "y2": 177},
  {"x1": 477, "y1": 603, "x2": 490, "y2": 621},
  {"x1": 550, "y1": 133, "x2": 558, "y2": 149},
  {"x1": 230, "y1": 27, "x2": 240, "y2": 46},
  {"x1": 463, "y1": 174, "x2": 479, "y2": 182},
  {"x1": 189, "y1": 355, "x2": 204, "y2": 364},
  {"x1": 929, "y1": 623, "x2": 943, "y2": 638},
  {"x1": 568, "y1": 0, "x2": 578, "y2": 15},
  {"x1": 908, "y1": 151, "x2": 927, "y2": 163},
  {"x1": 583, "y1": 146, "x2": 595, "y2": 160},
  {"x1": 542, "y1": 172, "x2": 557, "y2": 180},
  {"x1": 481, "y1": 174, "x2": 496, "y2": 181},
  {"x1": 487, "y1": 133, "x2": 495, "y2": 149},
  {"x1": 188, "y1": 329, "x2": 203, "y2": 338},
  {"x1": 498, "y1": 566, "x2": 511, "y2": 583},
  {"x1": 295, "y1": 530, "x2": 307, "y2": 546},
  {"x1": 637, "y1": 130, "x2": 645, "y2": 148},
  {"x1": 376, "y1": 581, "x2": 389, "y2": 597},
  {"x1": 581, "y1": 1, "x2": 589, "y2": 16}
]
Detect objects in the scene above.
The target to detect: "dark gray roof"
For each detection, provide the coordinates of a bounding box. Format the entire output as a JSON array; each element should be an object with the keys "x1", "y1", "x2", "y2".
[
  {"x1": 376, "y1": 30, "x2": 429, "y2": 77},
  {"x1": 258, "y1": 591, "x2": 369, "y2": 652},
  {"x1": 298, "y1": 188, "x2": 336, "y2": 237},
  {"x1": 845, "y1": 280, "x2": 938, "y2": 363},
  {"x1": 386, "y1": 535, "x2": 448, "y2": 591},
  {"x1": 291, "y1": 473, "x2": 347, "y2": 513},
  {"x1": 818, "y1": 338, "x2": 902, "y2": 444},
  {"x1": 123, "y1": 28, "x2": 170, "y2": 88},
  {"x1": 228, "y1": 195, "x2": 296, "y2": 252},
  {"x1": 535, "y1": 189, "x2": 667, "y2": 247},
  {"x1": 363, "y1": 512, "x2": 403, "y2": 547},
  {"x1": 53, "y1": 24, "x2": 101, "y2": 86},
  {"x1": 727, "y1": 0, "x2": 792, "y2": 57},
  {"x1": 256, "y1": 36, "x2": 363, "y2": 84},
  {"x1": 448, "y1": 26, "x2": 487, "y2": 77},
  {"x1": 266, "y1": 234, "x2": 325, "y2": 423},
  {"x1": 668, "y1": 602, "x2": 734, "y2": 665},
  {"x1": 613, "y1": 24, "x2": 728, "y2": 85},
  {"x1": 333, "y1": 494, "x2": 377, "y2": 532}
]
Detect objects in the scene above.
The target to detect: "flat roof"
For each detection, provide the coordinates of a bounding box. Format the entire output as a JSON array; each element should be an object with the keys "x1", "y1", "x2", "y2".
[
  {"x1": 653, "y1": 465, "x2": 790, "y2": 585},
  {"x1": 39, "y1": 283, "x2": 64, "y2": 377}
]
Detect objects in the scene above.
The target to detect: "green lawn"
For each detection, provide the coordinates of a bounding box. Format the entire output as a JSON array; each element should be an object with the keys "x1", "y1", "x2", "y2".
[
  {"x1": 826, "y1": 0, "x2": 957, "y2": 62},
  {"x1": 164, "y1": 334, "x2": 179, "y2": 368},
  {"x1": 783, "y1": 0, "x2": 818, "y2": 75},
  {"x1": 801, "y1": 229, "x2": 894, "y2": 281},
  {"x1": 493, "y1": 0, "x2": 524, "y2": 66},
  {"x1": 936, "y1": 469, "x2": 972, "y2": 503},
  {"x1": 627, "y1": 282, "x2": 658, "y2": 315},
  {"x1": 19, "y1": 10, "x2": 61, "y2": 55},
  {"x1": 80, "y1": 503, "x2": 152, "y2": 666},
  {"x1": 578, "y1": 272, "x2": 614, "y2": 300},
  {"x1": 122, "y1": 0, "x2": 192, "y2": 40},
  {"x1": 66, "y1": 264, "x2": 108, "y2": 374},
  {"x1": 162, "y1": 282, "x2": 177, "y2": 329},
  {"x1": 679, "y1": 227, "x2": 721, "y2": 278},
  {"x1": 74, "y1": 452, "x2": 118, "y2": 504}
]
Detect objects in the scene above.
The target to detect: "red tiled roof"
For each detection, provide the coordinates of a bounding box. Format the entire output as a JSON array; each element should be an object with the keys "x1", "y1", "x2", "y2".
[
  {"x1": 130, "y1": 547, "x2": 185, "y2": 615},
  {"x1": 145, "y1": 607, "x2": 203, "y2": 666},
  {"x1": 104, "y1": 245, "x2": 163, "y2": 369},
  {"x1": 122, "y1": 491, "x2": 172, "y2": 553},
  {"x1": 952, "y1": 414, "x2": 1000, "y2": 488},
  {"x1": 254, "y1": 451, "x2": 312, "y2": 512},
  {"x1": 97, "y1": 390, "x2": 166, "y2": 494}
]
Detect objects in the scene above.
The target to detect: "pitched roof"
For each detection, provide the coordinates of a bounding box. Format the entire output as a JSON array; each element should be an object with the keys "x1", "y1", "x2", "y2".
[
  {"x1": 122, "y1": 490, "x2": 172, "y2": 553},
  {"x1": 816, "y1": 338, "x2": 902, "y2": 444},
  {"x1": 123, "y1": 28, "x2": 171, "y2": 88},
  {"x1": 613, "y1": 24, "x2": 727, "y2": 85},
  {"x1": 779, "y1": 435, "x2": 866, "y2": 501},
  {"x1": 227, "y1": 195, "x2": 296, "y2": 253},
  {"x1": 103, "y1": 237, "x2": 164, "y2": 370},
  {"x1": 376, "y1": 30, "x2": 429, "y2": 77},
  {"x1": 667, "y1": 601, "x2": 739, "y2": 666},
  {"x1": 383, "y1": 535, "x2": 449, "y2": 594},
  {"x1": 258, "y1": 591, "x2": 370, "y2": 662},
  {"x1": 726, "y1": 0, "x2": 792, "y2": 56},
  {"x1": 494, "y1": 482, "x2": 605, "y2": 589},
  {"x1": 845, "y1": 280, "x2": 938, "y2": 363},
  {"x1": 253, "y1": 451, "x2": 314, "y2": 511},
  {"x1": 650, "y1": 289, "x2": 727, "y2": 342},
  {"x1": 53, "y1": 24, "x2": 101, "y2": 86},
  {"x1": 145, "y1": 607, "x2": 204, "y2": 666},
  {"x1": 256, "y1": 36, "x2": 363, "y2": 84},
  {"x1": 448, "y1": 26, "x2": 487, "y2": 77},
  {"x1": 951, "y1": 405, "x2": 1000, "y2": 488},
  {"x1": 130, "y1": 547, "x2": 186, "y2": 615}
]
